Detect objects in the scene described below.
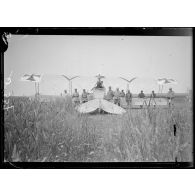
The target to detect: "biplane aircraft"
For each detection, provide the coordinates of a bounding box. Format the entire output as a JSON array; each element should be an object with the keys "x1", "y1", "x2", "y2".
[
  {"x1": 76, "y1": 74, "x2": 126, "y2": 114},
  {"x1": 75, "y1": 74, "x2": 180, "y2": 113}
]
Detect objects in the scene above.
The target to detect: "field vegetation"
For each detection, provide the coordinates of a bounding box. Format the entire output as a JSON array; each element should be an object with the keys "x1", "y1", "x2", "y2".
[{"x1": 4, "y1": 96, "x2": 192, "y2": 162}]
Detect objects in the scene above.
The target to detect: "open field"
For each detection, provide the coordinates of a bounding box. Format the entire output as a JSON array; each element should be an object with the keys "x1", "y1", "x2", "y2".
[{"x1": 4, "y1": 96, "x2": 193, "y2": 162}]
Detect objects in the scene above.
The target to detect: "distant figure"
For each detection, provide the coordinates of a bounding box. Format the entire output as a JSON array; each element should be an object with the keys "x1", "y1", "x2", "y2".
[
  {"x1": 126, "y1": 90, "x2": 132, "y2": 107},
  {"x1": 187, "y1": 89, "x2": 192, "y2": 103},
  {"x1": 106, "y1": 86, "x2": 114, "y2": 101},
  {"x1": 149, "y1": 90, "x2": 156, "y2": 107},
  {"x1": 72, "y1": 89, "x2": 80, "y2": 105},
  {"x1": 150, "y1": 90, "x2": 156, "y2": 98},
  {"x1": 96, "y1": 79, "x2": 104, "y2": 88},
  {"x1": 63, "y1": 90, "x2": 68, "y2": 97},
  {"x1": 138, "y1": 90, "x2": 145, "y2": 98},
  {"x1": 120, "y1": 90, "x2": 126, "y2": 107},
  {"x1": 101, "y1": 81, "x2": 104, "y2": 88},
  {"x1": 120, "y1": 90, "x2": 125, "y2": 97},
  {"x1": 167, "y1": 88, "x2": 175, "y2": 107},
  {"x1": 81, "y1": 89, "x2": 88, "y2": 103},
  {"x1": 35, "y1": 92, "x2": 40, "y2": 99},
  {"x1": 114, "y1": 88, "x2": 121, "y2": 106}
]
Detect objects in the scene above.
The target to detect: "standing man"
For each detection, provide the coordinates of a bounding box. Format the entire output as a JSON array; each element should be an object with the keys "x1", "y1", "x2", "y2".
[
  {"x1": 62, "y1": 90, "x2": 69, "y2": 101},
  {"x1": 138, "y1": 90, "x2": 145, "y2": 98},
  {"x1": 81, "y1": 89, "x2": 88, "y2": 103},
  {"x1": 63, "y1": 90, "x2": 68, "y2": 97},
  {"x1": 96, "y1": 78, "x2": 104, "y2": 88},
  {"x1": 114, "y1": 88, "x2": 121, "y2": 106},
  {"x1": 72, "y1": 89, "x2": 80, "y2": 106},
  {"x1": 167, "y1": 88, "x2": 175, "y2": 107},
  {"x1": 149, "y1": 90, "x2": 156, "y2": 107},
  {"x1": 120, "y1": 90, "x2": 125, "y2": 98},
  {"x1": 120, "y1": 90, "x2": 126, "y2": 107},
  {"x1": 106, "y1": 86, "x2": 114, "y2": 102},
  {"x1": 138, "y1": 90, "x2": 146, "y2": 108},
  {"x1": 126, "y1": 90, "x2": 132, "y2": 107},
  {"x1": 150, "y1": 90, "x2": 156, "y2": 98}
]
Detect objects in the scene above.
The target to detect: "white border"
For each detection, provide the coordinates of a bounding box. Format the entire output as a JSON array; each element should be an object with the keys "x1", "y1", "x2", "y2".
[
  {"x1": 0, "y1": 0, "x2": 195, "y2": 26},
  {"x1": 1, "y1": 1, "x2": 194, "y2": 195},
  {"x1": 0, "y1": 170, "x2": 195, "y2": 195}
]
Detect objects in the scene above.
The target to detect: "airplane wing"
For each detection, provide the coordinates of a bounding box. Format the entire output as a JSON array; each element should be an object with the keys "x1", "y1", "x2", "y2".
[
  {"x1": 76, "y1": 99, "x2": 126, "y2": 114},
  {"x1": 32, "y1": 74, "x2": 42, "y2": 82},
  {"x1": 33, "y1": 74, "x2": 42, "y2": 77},
  {"x1": 167, "y1": 79, "x2": 177, "y2": 84},
  {"x1": 100, "y1": 99, "x2": 126, "y2": 114},
  {"x1": 76, "y1": 99, "x2": 100, "y2": 113},
  {"x1": 158, "y1": 78, "x2": 167, "y2": 81},
  {"x1": 21, "y1": 74, "x2": 31, "y2": 81},
  {"x1": 157, "y1": 78, "x2": 166, "y2": 85},
  {"x1": 61, "y1": 75, "x2": 70, "y2": 80},
  {"x1": 129, "y1": 77, "x2": 137, "y2": 83},
  {"x1": 70, "y1": 76, "x2": 79, "y2": 80},
  {"x1": 21, "y1": 74, "x2": 42, "y2": 82},
  {"x1": 120, "y1": 77, "x2": 137, "y2": 83},
  {"x1": 23, "y1": 74, "x2": 31, "y2": 77},
  {"x1": 119, "y1": 77, "x2": 130, "y2": 83}
]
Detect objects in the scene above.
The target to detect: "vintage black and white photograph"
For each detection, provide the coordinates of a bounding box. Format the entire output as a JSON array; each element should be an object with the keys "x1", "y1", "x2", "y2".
[{"x1": 2, "y1": 28, "x2": 193, "y2": 165}]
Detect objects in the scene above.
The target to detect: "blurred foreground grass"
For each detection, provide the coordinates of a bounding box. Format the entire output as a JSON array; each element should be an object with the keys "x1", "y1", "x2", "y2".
[{"x1": 4, "y1": 97, "x2": 193, "y2": 162}]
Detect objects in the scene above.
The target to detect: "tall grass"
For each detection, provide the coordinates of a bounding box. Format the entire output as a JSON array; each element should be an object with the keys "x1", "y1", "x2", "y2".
[{"x1": 4, "y1": 97, "x2": 192, "y2": 162}]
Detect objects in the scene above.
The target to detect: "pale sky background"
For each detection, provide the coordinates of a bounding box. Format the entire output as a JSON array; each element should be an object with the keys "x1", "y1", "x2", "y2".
[{"x1": 4, "y1": 35, "x2": 192, "y2": 96}]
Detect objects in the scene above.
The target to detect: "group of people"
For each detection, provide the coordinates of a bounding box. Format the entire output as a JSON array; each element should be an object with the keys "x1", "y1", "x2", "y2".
[
  {"x1": 137, "y1": 88, "x2": 175, "y2": 106},
  {"x1": 63, "y1": 89, "x2": 88, "y2": 105},
  {"x1": 106, "y1": 86, "x2": 133, "y2": 106},
  {"x1": 138, "y1": 88, "x2": 175, "y2": 107},
  {"x1": 62, "y1": 87, "x2": 175, "y2": 107}
]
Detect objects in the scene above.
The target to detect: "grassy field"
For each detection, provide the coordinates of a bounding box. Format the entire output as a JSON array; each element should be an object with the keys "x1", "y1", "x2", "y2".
[{"x1": 4, "y1": 96, "x2": 193, "y2": 162}]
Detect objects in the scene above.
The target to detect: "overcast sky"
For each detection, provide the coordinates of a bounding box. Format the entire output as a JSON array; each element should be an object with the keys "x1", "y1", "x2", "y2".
[{"x1": 4, "y1": 35, "x2": 192, "y2": 96}]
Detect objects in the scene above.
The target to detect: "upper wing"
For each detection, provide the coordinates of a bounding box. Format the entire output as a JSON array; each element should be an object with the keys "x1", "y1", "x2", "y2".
[
  {"x1": 21, "y1": 74, "x2": 31, "y2": 81},
  {"x1": 119, "y1": 77, "x2": 130, "y2": 83},
  {"x1": 21, "y1": 74, "x2": 41, "y2": 82},
  {"x1": 23, "y1": 74, "x2": 31, "y2": 77},
  {"x1": 76, "y1": 99, "x2": 99, "y2": 113},
  {"x1": 70, "y1": 76, "x2": 79, "y2": 80},
  {"x1": 61, "y1": 75, "x2": 71, "y2": 80},
  {"x1": 129, "y1": 77, "x2": 137, "y2": 83},
  {"x1": 100, "y1": 99, "x2": 126, "y2": 114},
  {"x1": 157, "y1": 78, "x2": 167, "y2": 84},
  {"x1": 33, "y1": 74, "x2": 42, "y2": 78},
  {"x1": 158, "y1": 78, "x2": 167, "y2": 81},
  {"x1": 32, "y1": 74, "x2": 42, "y2": 82},
  {"x1": 27, "y1": 75, "x2": 37, "y2": 82},
  {"x1": 167, "y1": 79, "x2": 177, "y2": 84}
]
